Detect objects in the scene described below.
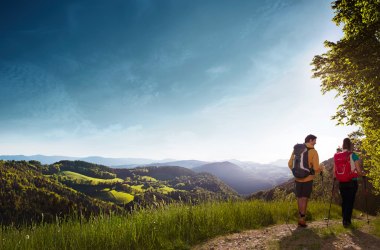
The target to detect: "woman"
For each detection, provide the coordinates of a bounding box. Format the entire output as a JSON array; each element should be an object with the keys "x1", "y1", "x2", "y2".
[{"x1": 333, "y1": 138, "x2": 364, "y2": 227}]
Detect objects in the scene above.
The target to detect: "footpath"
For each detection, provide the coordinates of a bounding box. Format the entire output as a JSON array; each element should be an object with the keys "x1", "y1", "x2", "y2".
[{"x1": 193, "y1": 217, "x2": 380, "y2": 249}]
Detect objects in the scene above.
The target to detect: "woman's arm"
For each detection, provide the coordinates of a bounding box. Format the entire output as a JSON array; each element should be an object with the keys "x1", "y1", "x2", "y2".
[{"x1": 355, "y1": 160, "x2": 364, "y2": 176}]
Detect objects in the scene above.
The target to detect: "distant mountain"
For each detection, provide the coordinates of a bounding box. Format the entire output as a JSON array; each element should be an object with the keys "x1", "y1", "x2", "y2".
[
  {"x1": 0, "y1": 154, "x2": 78, "y2": 164},
  {"x1": 193, "y1": 161, "x2": 291, "y2": 195},
  {"x1": 142, "y1": 160, "x2": 209, "y2": 169},
  {"x1": 229, "y1": 159, "x2": 289, "y2": 169},
  {"x1": 80, "y1": 156, "x2": 169, "y2": 167},
  {"x1": 0, "y1": 155, "x2": 171, "y2": 167},
  {"x1": 269, "y1": 159, "x2": 289, "y2": 168}
]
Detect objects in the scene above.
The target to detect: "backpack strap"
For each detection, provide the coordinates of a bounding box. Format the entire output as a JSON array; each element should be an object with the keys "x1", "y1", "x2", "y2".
[
  {"x1": 303, "y1": 143, "x2": 313, "y2": 151},
  {"x1": 306, "y1": 147, "x2": 314, "y2": 170}
]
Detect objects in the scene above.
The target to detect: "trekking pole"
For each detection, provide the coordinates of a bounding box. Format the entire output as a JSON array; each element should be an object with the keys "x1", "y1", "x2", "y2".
[
  {"x1": 320, "y1": 171, "x2": 327, "y2": 221},
  {"x1": 286, "y1": 181, "x2": 296, "y2": 226},
  {"x1": 320, "y1": 171, "x2": 325, "y2": 200},
  {"x1": 327, "y1": 178, "x2": 335, "y2": 227},
  {"x1": 363, "y1": 176, "x2": 370, "y2": 225}
]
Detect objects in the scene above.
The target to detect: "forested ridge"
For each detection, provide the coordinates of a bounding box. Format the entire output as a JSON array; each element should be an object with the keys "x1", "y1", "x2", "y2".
[
  {"x1": 0, "y1": 160, "x2": 239, "y2": 226},
  {"x1": 0, "y1": 160, "x2": 121, "y2": 226}
]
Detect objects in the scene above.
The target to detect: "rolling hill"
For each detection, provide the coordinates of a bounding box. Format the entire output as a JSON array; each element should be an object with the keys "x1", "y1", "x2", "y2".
[
  {"x1": 0, "y1": 160, "x2": 122, "y2": 226},
  {"x1": 0, "y1": 160, "x2": 240, "y2": 225}
]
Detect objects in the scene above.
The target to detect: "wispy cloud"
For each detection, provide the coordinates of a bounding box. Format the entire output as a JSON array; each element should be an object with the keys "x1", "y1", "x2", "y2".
[
  {"x1": 206, "y1": 65, "x2": 229, "y2": 78},
  {"x1": 0, "y1": 0, "x2": 349, "y2": 162}
]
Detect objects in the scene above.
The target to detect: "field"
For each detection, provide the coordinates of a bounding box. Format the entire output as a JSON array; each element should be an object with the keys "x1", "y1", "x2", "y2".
[
  {"x1": 109, "y1": 190, "x2": 134, "y2": 204},
  {"x1": 0, "y1": 200, "x2": 343, "y2": 250},
  {"x1": 94, "y1": 189, "x2": 135, "y2": 204},
  {"x1": 58, "y1": 171, "x2": 124, "y2": 184}
]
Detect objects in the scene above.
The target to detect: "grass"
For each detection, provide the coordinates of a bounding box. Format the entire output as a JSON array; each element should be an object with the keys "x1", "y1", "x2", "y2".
[
  {"x1": 130, "y1": 184, "x2": 144, "y2": 193},
  {"x1": 314, "y1": 220, "x2": 364, "y2": 238},
  {"x1": 59, "y1": 171, "x2": 123, "y2": 185},
  {"x1": 372, "y1": 215, "x2": 380, "y2": 237},
  {"x1": 0, "y1": 200, "x2": 342, "y2": 250},
  {"x1": 140, "y1": 176, "x2": 158, "y2": 182},
  {"x1": 109, "y1": 190, "x2": 134, "y2": 204},
  {"x1": 95, "y1": 189, "x2": 134, "y2": 204},
  {"x1": 158, "y1": 185, "x2": 176, "y2": 194}
]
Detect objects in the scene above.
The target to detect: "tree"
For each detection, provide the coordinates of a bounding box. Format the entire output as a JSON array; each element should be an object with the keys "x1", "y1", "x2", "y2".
[{"x1": 311, "y1": 0, "x2": 380, "y2": 192}]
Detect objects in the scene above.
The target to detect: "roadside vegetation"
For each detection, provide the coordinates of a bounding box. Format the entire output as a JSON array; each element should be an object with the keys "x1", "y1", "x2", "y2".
[{"x1": 0, "y1": 200, "x2": 341, "y2": 250}]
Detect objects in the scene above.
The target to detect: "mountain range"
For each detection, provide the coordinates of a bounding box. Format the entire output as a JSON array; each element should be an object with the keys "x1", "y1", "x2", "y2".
[
  {"x1": 193, "y1": 161, "x2": 291, "y2": 195},
  {"x1": 0, "y1": 155, "x2": 173, "y2": 167}
]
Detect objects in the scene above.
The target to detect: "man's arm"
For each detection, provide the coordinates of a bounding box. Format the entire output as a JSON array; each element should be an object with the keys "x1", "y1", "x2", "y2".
[
  {"x1": 312, "y1": 150, "x2": 322, "y2": 173},
  {"x1": 288, "y1": 151, "x2": 294, "y2": 170}
]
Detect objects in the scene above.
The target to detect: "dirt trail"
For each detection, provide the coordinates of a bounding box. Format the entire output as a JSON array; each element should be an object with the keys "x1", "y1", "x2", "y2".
[{"x1": 193, "y1": 218, "x2": 380, "y2": 250}]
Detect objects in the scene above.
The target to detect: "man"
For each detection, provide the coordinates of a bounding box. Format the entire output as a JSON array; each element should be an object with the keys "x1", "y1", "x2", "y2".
[{"x1": 288, "y1": 134, "x2": 324, "y2": 227}]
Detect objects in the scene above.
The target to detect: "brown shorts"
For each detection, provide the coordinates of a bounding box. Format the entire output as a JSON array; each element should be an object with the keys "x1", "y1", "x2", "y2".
[{"x1": 295, "y1": 180, "x2": 313, "y2": 198}]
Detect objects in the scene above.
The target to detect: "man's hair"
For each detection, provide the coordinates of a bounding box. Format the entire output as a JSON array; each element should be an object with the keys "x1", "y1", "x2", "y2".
[
  {"x1": 304, "y1": 134, "x2": 317, "y2": 143},
  {"x1": 342, "y1": 138, "x2": 352, "y2": 151}
]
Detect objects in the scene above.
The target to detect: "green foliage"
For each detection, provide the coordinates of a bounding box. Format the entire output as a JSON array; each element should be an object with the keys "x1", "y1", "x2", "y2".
[
  {"x1": 362, "y1": 127, "x2": 380, "y2": 192},
  {"x1": 0, "y1": 200, "x2": 341, "y2": 250},
  {"x1": 372, "y1": 215, "x2": 380, "y2": 237},
  {"x1": 0, "y1": 160, "x2": 241, "y2": 226},
  {"x1": 0, "y1": 161, "x2": 122, "y2": 226},
  {"x1": 58, "y1": 171, "x2": 123, "y2": 185},
  {"x1": 130, "y1": 184, "x2": 144, "y2": 193},
  {"x1": 57, "y1": 161, "x2": 117, "y2": 179},
  {"x1": 311, "y1": 0, "x2": 380, "y2": 192},
  {"x1": 140, "y1": 176, "x2": 158, "y2": 182},
  {"x1": 157, "y1": 186, "x2": 176, "y2": 194},
  {"x1": 97, "y1": 190, "x2": 134, "y2": 204}
]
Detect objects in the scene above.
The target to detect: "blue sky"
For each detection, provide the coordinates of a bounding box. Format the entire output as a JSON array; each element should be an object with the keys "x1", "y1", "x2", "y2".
[{"x1": 0, "y1": 0, "x2": 355, "y2": 163}]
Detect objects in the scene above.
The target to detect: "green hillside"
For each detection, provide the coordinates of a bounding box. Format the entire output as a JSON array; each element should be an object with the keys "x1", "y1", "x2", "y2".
[
  {"x1": 51, "y1": 161, "x2": 239, "y2": 207},
  {"x1": 0, "y1": 160, "x2": 122, "y2": 226},
  {"x1": 57, "y1": 171, "x2": 123, "y2": 185},
  {"x1": 94, "y1": 189, "x2": 134, "y2": 204},
  {"x1": 0, "y1": 160, "x2": 239, "y2": 226}
]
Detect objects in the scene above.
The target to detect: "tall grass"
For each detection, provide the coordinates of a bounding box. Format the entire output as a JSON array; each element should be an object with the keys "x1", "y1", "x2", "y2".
[
  {"x1": 372, "y1": 215, "x2": 380, "y2": 237},
  {"x1": 0, "y1": 200, "x2": 341, "y2": 250}
]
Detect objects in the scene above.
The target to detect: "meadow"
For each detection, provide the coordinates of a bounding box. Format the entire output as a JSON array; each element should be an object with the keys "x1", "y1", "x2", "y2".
[
  {"x1": 57, "y1": 171, "x2": 124, "y2": 185},
  {"x1": 0, "y1": 200, "x2": 342, "y2": 250}
]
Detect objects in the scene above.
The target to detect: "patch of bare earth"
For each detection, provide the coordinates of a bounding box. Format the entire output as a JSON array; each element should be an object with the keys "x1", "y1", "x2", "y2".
[{"x1": 193, "y1": 217, "x2": 380, "y2": 250}]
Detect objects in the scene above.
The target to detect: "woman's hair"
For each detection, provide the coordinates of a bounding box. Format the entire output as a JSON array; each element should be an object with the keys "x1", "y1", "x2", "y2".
[{"x1": 342, "y1": 138, "x2": 352, "y2": 151}]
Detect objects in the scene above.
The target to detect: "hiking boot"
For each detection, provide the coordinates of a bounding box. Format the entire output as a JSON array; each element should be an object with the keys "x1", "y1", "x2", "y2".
[
  {"x1": 298, "y1": 218, "x2": 307, "y2": 228},
  {"x1": 343, "y1": 221, "x2": 351, "y2": 228}
]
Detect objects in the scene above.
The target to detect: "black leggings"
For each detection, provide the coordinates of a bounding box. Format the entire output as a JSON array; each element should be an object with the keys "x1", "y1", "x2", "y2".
[{"x1": 339, "y1": 180, "x2": 358, "y2": 224}]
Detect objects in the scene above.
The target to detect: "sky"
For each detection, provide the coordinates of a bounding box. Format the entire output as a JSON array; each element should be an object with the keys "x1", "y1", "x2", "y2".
[{"x1": 0, "y1": 0, "x2": 356, "y2": 163}]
